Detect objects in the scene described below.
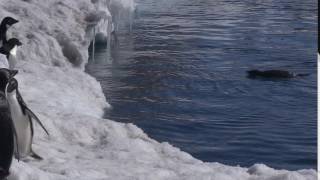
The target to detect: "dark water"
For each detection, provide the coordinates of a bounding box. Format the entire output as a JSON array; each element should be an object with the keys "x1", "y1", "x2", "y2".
[{"x1": 86, "y1": 0, "x2": 317, "y2": 170}]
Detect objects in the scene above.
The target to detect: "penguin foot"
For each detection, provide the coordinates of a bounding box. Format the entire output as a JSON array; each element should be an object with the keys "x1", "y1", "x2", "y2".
[
  {"x1": 30, "y1": 150, "x2": 43, "y2": 160},
  {"x1": 0, "y1": 168, "x2": 9, "y2": 180}
]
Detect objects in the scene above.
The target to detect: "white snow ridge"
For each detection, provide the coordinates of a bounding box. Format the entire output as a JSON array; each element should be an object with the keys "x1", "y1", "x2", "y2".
[{"x1": 0, "y1": 0, "x2": 316, "y2": 180}]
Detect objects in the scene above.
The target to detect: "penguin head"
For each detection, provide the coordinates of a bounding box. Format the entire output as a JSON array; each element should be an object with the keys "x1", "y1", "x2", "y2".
[
  {"x1": 5, "y1": 38, "x2": 22, "y2": 56},
  {"x1": 0, "y1": 68, "x2": 18, "y2": 92},
  {"x1": 0, "y1": 17, "x2": 19, "y2": 29},
  {"x1": 6, "y1": 78, "x2": 18, "y2": 93},
  {"x1": 0, "y1": 68, "x2": 18, "y2": 79},
  {"x1": 8, "y1": 69, "x2": 18, "y2": 78},
  {"x1": 247, "y1": 70, "x2": 261, "y2": 78}
]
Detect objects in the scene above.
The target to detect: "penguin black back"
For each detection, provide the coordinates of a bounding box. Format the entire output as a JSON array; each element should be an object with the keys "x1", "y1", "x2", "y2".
[
  {"x1": 0, "y1": 69, "x2": 18, "y2": 179},
  {"x1": 0, "y1": 71, "x2": 10, "y2": 92},
  {"x1": 0, "y1": 90, "x2": 14, "y2": 180}
]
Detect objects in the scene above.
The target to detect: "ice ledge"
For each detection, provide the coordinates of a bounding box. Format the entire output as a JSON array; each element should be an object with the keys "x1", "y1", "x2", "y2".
[{"x1": 0, "y1": 0, "x2": 316, "y2": 179}]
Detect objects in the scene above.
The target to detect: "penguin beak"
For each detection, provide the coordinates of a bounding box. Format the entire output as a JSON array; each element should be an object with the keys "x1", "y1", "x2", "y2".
[
  {"x1": 9, "y1": 70, "x2": 18, "y2": 78},
  {"x1": 8, "y1": 17, "x2": 19, "y2": 25},
  {"x1": 13, "y1": 19, "x2": 19, "y2": 24}
]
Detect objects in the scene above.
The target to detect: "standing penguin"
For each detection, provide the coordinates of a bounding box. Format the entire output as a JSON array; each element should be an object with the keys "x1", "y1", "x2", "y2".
[
  {"x1": 5, "y1": 78, "x2": 49, "y2": 160},
  {"x1": 0, "y1": 38, "x2": 22, "y2": 69},
  {"x1": 0, "y1": 68, "x2": 18, "y2": 180},
  {"x1": 0, "y1": 17, "x2": 19, "y2": 47},
  {"x1": 0, "y1": 91, "x2": 14, "y2": 180}
]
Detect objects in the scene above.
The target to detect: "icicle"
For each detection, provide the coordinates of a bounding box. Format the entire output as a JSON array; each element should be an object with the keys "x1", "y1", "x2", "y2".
[
  {"x1": 115, "y1": 11, "x2": 119, "y2": 31},
  {"x1": 118, "y1": 10, "x2": 122, "y2": 31},
  {"x1": 106, "y1": 18, "x2": 112, "y2": 61},
  {"x1": 92, "y1": 26, "x2": 96, "y2": 62},
  {"x1": 129, "y1": 12, "x2": 133, "y2": 33}
]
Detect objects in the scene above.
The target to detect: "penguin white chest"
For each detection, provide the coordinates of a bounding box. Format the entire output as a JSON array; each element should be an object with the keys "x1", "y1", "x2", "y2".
[
  {"x1": 8, "y1": 55, "x2": 16, "y2": 69},
  {"x1": 8, "y1": 94, "x2": 32, "y2": 157},
  {"x1": 8, "y1": 46, "x2": 17, "y2": 69}
]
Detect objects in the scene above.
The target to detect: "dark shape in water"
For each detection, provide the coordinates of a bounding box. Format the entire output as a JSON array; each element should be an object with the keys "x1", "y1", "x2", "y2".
[{"x1": 247, "y1": 70, "x2": 309, "y2": 79}]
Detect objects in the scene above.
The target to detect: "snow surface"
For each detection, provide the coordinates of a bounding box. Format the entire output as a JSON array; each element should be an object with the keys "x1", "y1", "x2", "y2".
[
  {"x1": 0, "y1": 54, "x2": 9, "y2": 68},
  {"x1": 0, "y1": 0, "x2": 317, "y2": 179}
]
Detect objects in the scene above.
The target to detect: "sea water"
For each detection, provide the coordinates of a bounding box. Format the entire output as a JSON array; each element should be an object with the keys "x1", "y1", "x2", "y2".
[{"x1": 86, "y1": 0, "x2": 317, "y2": 170}]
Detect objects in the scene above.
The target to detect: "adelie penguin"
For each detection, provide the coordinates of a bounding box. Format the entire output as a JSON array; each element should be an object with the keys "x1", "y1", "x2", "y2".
[
  {"x1": 0, "y1": 38, "x2": 22, "y2": 69},
  {"x1": 247, "y1": 69, "x2": 309, "y2": 79},
  {"x1": 5, "y1": 78, "x2": 49, "y2": 160},
  {"x1": 0, "y1": 17, "x2": 19, "y2": 47},
  {"x1": 0, "y1": 68, "x2": 18, "y2": 180}
]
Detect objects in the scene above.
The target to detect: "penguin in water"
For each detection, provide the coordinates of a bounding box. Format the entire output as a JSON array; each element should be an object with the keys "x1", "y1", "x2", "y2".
[
  {"x1": 247, "y1": 69, "x2": 309, "y2": 79},
  {"x1": 5, "y1": 78, "x2": 49, "y2": 160},
  {"x1": 0, "y1": 17, "x2": 19, "y2": 47},
  {"x1": 0, "y1": 68, "x2": 18, "y2": 180},
  {"x1": 0, "y1": 38, "x2": 22, "y2": 69}
]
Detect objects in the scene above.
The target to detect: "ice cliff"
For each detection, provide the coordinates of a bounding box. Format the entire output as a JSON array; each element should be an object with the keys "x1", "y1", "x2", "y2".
[{"x1": 0, "y1": 0, "x2": 316, "y2": 179}]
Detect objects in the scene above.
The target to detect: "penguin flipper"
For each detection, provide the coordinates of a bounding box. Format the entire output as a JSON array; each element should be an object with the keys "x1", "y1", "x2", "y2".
[
  {"x1": 25, "y1": 108, "x2": 49, "y2": 136},
  {"x1": 30, "y1": 150, "x2": 43, "y2": 160},
  {"x1": 16, "y1": 90, "x2": 49, "y2": 136}
]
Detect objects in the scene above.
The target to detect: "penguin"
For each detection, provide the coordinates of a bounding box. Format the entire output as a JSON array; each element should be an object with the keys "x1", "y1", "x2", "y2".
[
  {"x1": 0, "y1": 38, "x2": 22, "y2": 69},
  {"x1": 0, "y1": 17, "x2": 19, "y2": 47},
  {"x1": 0, "y1": 68, "x2": 18, "y2": 180},
  {"x1": 0, "y1": 91, "x2": 14, "y2": 180},
  {"x1": 5, "y1": 78, "x2": 49, "y2": 160},
  {"x1": 247, "y1": 69, "x2": 309, "y2": 79}
]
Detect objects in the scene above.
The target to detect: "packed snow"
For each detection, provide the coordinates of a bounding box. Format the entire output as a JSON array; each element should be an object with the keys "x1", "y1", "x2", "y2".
[{"x1": 0, "y1": 0, "x2": 316, "y2": 179}]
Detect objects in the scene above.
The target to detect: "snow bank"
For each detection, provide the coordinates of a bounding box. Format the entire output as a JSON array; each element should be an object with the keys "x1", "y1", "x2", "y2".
[{"x1": 0, "y1": 0, "x2": 316, "y2": 179}]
